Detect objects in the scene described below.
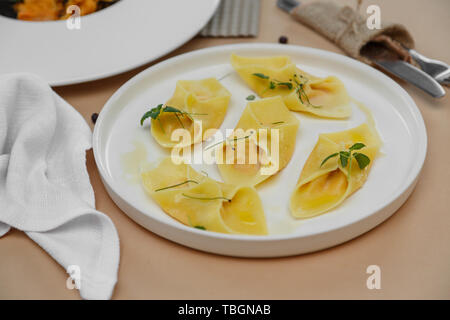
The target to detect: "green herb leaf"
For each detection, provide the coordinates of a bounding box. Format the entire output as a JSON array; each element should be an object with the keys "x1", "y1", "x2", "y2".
[
  {"x1": 349, "y1": 143, "x2": 366, "y2": 151},
  {"x1": 320, "y1": 153, "x2": 338, "y2": 167},
  {"x1": 246, "y1": 95, "x2": 256, "y2": 101},
  {"x1": 296, "y1": 87, "x2": 304, "y2": 104},
  {"x1": 182, "y1": 193, "x2": 232, "y2": 202},
  {"x1": 157, "y1": 118, "x2": 165, "y2": 133},
  {"x1": 252, "y1": 73, "x2": 269, "y2": 79},
  {"x1": 204, "y1": 131, "x2": 254, "y2": 151},
  {"x1": 275, "y1": 81, "x2": 293, "y2": 90},
  {"x1": 161, "y1": 105, "x2": 187, "y2": 127},
  {"x1": 320, "y1": 142, "x2": 371, "y2": 175},
  {"x1": 154, "y1": 180, "x2": 198, "y2": 192},
  {"x1": 269, "y1": 81, "x2": 276, "y2": 89},
  {"x1": 293, "y1": 74, "x2": 321, "y2": 108},
  {"x1": 254, "y1": 72, "x2": 320, "y2": 108},
  {"x1": 339, "y1": 151, "x2": 350, "y2": 168},
  {"x1": 140, "y1": 104, "x2": 163, "y2": 126},
  {"x1": 353, "y1": 152, "x2": 371, "y2": 169},
  {"x1": 188, "y1": 112, "x2": 208, "y2": 116},
  {"x1": 194, "y1": 226, "x2": 206, "y2": 230},
  {"x1": 271, "y1": 121, "x2": 284, "y2": 125},
  {"x1": 347, "y1": 155, "x2": 352, "y2": 180},
  {"x1": 140, "y1": 103, "x2": 208, "y2": 128},
  {"x1": 174, "y1": 112, "x2": 185, "y2": 128},
  {"x1": 140, "y1": 111, "x2": 153, "y2": 126},
  {"x1": 162, "y1": 106, "x2": 183, "y2": 113}
]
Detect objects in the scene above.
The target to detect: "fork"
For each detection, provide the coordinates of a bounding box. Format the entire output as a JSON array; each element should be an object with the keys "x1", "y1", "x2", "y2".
[{"x1": 407, "y1": 49, "x2": 450, "y2": 86}]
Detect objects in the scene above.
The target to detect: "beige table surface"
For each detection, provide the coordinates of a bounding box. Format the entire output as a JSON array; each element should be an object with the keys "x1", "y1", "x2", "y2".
[{"x1": 1, "y1": 0, "x2": 449, "y2": 300}]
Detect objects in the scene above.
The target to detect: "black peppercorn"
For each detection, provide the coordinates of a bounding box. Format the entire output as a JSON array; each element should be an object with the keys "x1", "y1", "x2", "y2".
[
  {"x1": 278, "y1": 36, "x2": 288, "y2": 44},
  {"x1": 91, "y1": 112, "x2": 99, "y2": 124}
]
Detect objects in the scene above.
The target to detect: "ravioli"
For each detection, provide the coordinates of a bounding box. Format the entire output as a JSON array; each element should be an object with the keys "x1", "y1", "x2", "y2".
[
  {"x1": 231, "y1": 54, "x2": 351, "y2": 118},
  {"x1": 290, "y1": 123, "x2": 381, "y2": 218},
  {"x1": 217, "y1": 96, "x2": 299, "y2": 187},
  {"x1": 150, "y1": 78, "x2": 231, "y2": 148},
  {"x1": 141, "y1": 158, "x2": 267, "y2": 235}
]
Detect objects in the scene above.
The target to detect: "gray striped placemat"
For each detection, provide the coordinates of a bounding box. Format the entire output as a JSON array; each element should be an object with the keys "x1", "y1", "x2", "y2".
[{"x1": 200, "y1": 0, "x2": 261, "y2": 37}]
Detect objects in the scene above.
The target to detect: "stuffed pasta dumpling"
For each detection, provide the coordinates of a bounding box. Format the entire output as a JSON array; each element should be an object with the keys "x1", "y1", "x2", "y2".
[
  {"x1": 141, "y1": 158, "x2": 268, "y2": 235},
  {"x1": 290, "y1": 123, "x2": 381, "y2": 218},
  {"x1": 231, "y1": 54, "x2": 351, "y2": 118},
  {"x1": 217, "y1": 96, "x2": 299, "y2": 187},
  {"x1": 142, "y1": 78, "x2": 231, "y2": 148}
]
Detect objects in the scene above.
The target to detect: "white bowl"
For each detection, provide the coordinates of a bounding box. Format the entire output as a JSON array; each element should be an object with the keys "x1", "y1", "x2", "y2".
[{"x1": 0, "y1": 0, "x2": 219, "y2": 86}]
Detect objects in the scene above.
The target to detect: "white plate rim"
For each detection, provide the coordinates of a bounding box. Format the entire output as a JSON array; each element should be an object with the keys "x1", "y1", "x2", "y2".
[
  {"x1": 0, "y1": 0, "x2": 220, "y2": 86},
  {"x1": 93, "y1": 43, "x2": 427, "y2": 254}
]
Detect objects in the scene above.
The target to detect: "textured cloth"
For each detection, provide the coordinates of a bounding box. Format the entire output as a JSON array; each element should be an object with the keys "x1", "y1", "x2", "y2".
[
  {"x1": 200, "y1": 0, "x2": 260, "y2": 37},
  {"x1": 292, "y1": 0, "x2": 414, "y2": 64},
  {"x1": 0, "y1": 73, "x2": 120, "y2": 300}
]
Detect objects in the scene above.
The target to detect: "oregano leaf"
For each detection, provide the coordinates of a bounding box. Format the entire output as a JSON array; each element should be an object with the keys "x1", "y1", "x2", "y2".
[
  {"x1": 252, "y1": 73, "x2": 269, "y2": 79},
  {"x1": 353, "y1": 152, "x2": 371, "y2": 169},
  {"x1": 349, "y1": 143, "x2": 366, "y2": 151},
  {"x1": 339, "y1": 151, "x2": 350, "y2": 168},
  {"x1": 320, "y1": 153, "x2": 338, "y2": 167},
  {"x1": 140, "y1": 104, "x2": 163, "y2": 126},
  {"x1": 162, "y1": 106, "x2": 183, "y2": 113},
  {"x1": 269, "y1": 81, "x2": 276, "y2": 89}
]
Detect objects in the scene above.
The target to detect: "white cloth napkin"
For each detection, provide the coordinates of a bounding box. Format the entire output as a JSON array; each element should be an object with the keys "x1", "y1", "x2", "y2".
[{"x1": 0, "y1": 73, "x2": 120, "y2": 300}]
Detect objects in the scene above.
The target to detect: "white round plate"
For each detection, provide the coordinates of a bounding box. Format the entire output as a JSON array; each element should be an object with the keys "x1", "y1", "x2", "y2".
[
  {"x1": 93, "y1": 43, "x2": 427, "y2": 257},
  {"x1": 0, "y1": 0, "x2": 219, "y2": 86}
]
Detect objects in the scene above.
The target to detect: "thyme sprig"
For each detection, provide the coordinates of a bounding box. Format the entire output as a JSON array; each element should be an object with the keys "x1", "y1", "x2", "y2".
[
  {"x1": 253, "y1": 73, "x2": 292, "y2": 91},
  {"x1": 140, "y1": 104, "x2": 208, "y2": 132},
  {"x1": 292, "y1": 74, "x2": 321, "y2": 108},
  {"x1": 320, "y1": 143, "x2": 371, "y2": 180},
  {"x1": 182, "y1": 193, "x2": 232, "y2": 202},
  {"x1": 154, "y1": 179, "x2": 199, "y2": 192},
  {"x1": 252, "y1": 72, "x2": 322, "y2": 108},
  {"x1": 204, "y1": 131, "x2": 255, "y2": 151}
]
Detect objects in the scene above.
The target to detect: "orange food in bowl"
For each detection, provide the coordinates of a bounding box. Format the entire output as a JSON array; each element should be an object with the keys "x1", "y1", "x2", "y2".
[{"x1": 13, "y1": 0, "x2": 117, "y2": 21}]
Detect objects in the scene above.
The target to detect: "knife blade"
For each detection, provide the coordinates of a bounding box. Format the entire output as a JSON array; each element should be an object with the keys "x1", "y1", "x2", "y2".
[{"x1": 374, "y1": 60, "x2": 445, "y2": 98}]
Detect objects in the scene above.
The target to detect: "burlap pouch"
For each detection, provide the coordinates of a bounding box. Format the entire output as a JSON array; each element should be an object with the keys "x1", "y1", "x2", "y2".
[{"x1": 292, "y1": 0, "x2": 415, "y2": 65}]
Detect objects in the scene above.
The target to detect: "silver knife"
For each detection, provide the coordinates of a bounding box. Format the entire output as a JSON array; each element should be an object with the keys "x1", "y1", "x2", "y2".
[{"x1": 374, "y1": 60, "x2": 445, "y2": 98}]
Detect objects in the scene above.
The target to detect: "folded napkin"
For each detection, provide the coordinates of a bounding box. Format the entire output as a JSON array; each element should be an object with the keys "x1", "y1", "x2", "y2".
[
  {"x1": 0, "y1": 73, "x2": 120, "y2": 300},
  {"x1": 292, "y1": 0, "x2": 414, "y2": 65}
]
